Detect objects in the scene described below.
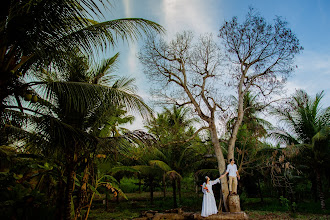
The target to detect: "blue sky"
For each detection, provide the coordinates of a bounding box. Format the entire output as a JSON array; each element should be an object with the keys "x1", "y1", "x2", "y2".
[{"x1": 99, "y1": 0, "x2": 330, "y2": 129}]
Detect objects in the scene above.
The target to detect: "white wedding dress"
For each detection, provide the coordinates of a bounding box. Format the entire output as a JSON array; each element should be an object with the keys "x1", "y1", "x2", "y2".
[{"x1": 201, "y1": 178, "x2": 220, "y2": 217}]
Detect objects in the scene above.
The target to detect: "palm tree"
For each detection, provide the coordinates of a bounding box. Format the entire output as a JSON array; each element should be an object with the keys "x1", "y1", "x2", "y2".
[
  {"x1": 22, "y1": 52, "x2": 153, "y2": 219},
  {"x1": 228, "y1": 92, "x2": 273, "y2": 173},
  {"x1": 132, "y1": 150, "x2": 169, "y2": 205},
  {"x1": 271, "y1": 90, "x2": 330, "y2": 209},
  {"x1": 0, "y1": 0, "x2": 164, "y2": 122},
  {"x1": 145, "y1": 105, "x2": 202, "y2": 207}
]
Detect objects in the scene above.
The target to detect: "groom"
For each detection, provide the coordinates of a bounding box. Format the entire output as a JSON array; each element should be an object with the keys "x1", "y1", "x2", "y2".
[{"x1": 221, "y1": 159, "x2": 240, "y2": 195}]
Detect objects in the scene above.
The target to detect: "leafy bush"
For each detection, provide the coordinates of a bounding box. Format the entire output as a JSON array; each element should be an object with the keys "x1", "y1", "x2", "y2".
[
  {"x1": 0, "y1": 173, "x2": 56, "y2": 220},
  {"x1": 120, "y1": 177, "x2": 140, "y2": 193},
  {"x1": 279, "y1": 196, "x2": 290, "y2": 211}
]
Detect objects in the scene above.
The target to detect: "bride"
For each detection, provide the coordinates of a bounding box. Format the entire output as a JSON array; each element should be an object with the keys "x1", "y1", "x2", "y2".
[{"x1": 201, "y1": 176, "x2": 223, "y2": 217}]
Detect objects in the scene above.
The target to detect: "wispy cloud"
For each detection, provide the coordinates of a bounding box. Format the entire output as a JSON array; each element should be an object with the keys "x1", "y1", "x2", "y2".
[
  {"x1": 122, "y1": 0, "x2": 139, "y2": 80},
  {"x1": 297, "y1": 50, "x2": 330, "y2": 75},
  {"x1": 123, "y1": 0, "x2": 132, "y2": 17},
  {"x1": 294, "y1": 51, "x2": 330, "y2": 91},
  {"x1": 161, "y1": 0, "x2": 221, "y2": 36},
  {"x1": 285, "y1": 50, "x2": 330, "y2": 103}
]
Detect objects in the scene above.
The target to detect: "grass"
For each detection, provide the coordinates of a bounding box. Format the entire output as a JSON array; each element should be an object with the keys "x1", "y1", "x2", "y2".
[
  {"x1": 88, "y1": 191, "x2": 330, "y2": 219},
  {"x1": 246, "y1": 210, "x2": 330, "y2": 220},
  {"x1": 242, "y1": 197, "x2": 330, "y2": 214},
  {"x1": 88, "y1": 191, "x2": 202, "y2": 219}
]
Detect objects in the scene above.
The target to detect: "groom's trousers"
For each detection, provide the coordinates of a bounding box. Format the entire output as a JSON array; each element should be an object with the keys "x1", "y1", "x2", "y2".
[{"x1": 229, "y1": 176, "x2": 238, "y2": 193}]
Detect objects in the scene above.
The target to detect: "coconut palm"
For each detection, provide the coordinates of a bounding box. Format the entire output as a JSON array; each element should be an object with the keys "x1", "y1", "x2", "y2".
[
  {"x1": 132, "y1": 149, "x2": 169, "y2": 205},
  {"x1": 21, "y1": 52, "x2": 153, "y2": 219},
  {"x1": 271, "y1": 90, "x2": 330, "y2": 209},
  {"x1": 228, "y1": 92, "x2": 273, "y2": 173},
  {"x1": 145, "y1": 105, "x2": 203, "y2": 207},
  {"x1": 0, "y1": 0, "x2": 164, "y2": 121}
]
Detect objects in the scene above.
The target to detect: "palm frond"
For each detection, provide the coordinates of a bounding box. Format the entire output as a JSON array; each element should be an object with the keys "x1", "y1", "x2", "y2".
[
  {"x1": 34, "y1": 80, "x2": 151, "y2": 119},
  {"x1": 269, "y1": 128, "x2": 299, "y2": 145},
  {"x1": 132, "y1": 165, "x2": 159, "y2": 176},
  {"x1": 90, "y1": 52, "x2": 119, "y2": 85},
  {"x1": 149, "y1": 160, "x2": 172, "y2": 172},
  {"x1": 109, "y1": 166, "x2": 140, "y2": 174},
  {"x1": 165, "y1": 170, "x2": 182, "y2": 180},
  {"x1": 312, "y1": 127, "x2": 330, "y2": 156},
  {"x1": 53, "y1": 18, "x2": 164, "y2": 59}
]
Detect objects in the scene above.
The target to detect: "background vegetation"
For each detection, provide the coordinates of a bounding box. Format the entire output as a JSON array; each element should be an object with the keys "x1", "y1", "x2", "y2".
[{"x1": 0, "y1": 1, "x2": 329, "y2": 220}]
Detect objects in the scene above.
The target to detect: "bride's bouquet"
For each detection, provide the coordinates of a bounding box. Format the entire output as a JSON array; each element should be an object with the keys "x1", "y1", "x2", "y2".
[{"x1": 201, "y1": 185, "x2": 209, "y2": 192}]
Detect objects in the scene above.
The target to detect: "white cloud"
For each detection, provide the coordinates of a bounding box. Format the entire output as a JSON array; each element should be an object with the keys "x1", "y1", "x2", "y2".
[
  {"x1": 284, "y1": 81, "x2": 305, "y2": 96},
  {"x1": 296, "y1": 50, "x2": 330, "y2": 76},
  {"x1": 123, "y1": 0, "x2": 132, "y2": 17},
  {"x1": 123, "y1": 112, "x2": 147, "y2": 131},
  {"x1": 161, "y1": 0, "x2": 221, "y2": 36},
  {"x1": 280, "y1": 50, "x2": 330, "y2": 106},
  {"x1": 122, "y1": 0, "x2": 140, "y2": 83},
  {"x1": 126, "y1": 46, "x2": 138, "y2": 76}
]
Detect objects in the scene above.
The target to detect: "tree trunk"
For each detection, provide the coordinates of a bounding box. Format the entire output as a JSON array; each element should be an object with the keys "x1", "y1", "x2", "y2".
[
  {"x1": 74, "y1": 163, "x2": 89, "y2": 220},
  {"x1": 209, "y1": 123, "x2": 230, "y2": 212},
  {"x1": 257, "y1": 178, "x2": 264, "y2": 203},
  {"x1": 64, "y1": 162, "x2": 75, "y2": 220},
  {"x1": 163, "y1": 173, "x2": 166, "y2": 198},
  {"x1": 227, "y1": 91, "x2": 245, "y2": 160},
  {"x1": 116, "y1": 189, "x2": 119, "y2": 204},
  {"x1": 316, "y1": 170, "x2": 326, "y2": 210},
  {"x1": 56, "y1": 177, "x2": 65, "y2": 220},
  {"x1": 311, "y1": 178, "x2": 318, "y2": 202},
  {"x1": 149, "y1": 175, "x2": 154, "y2": 205},
  {"x1": 84, "y1": 191, "x2": 95, "y2": 220},
  {"x1": 105, "y1": 192, "x2": 109, "y2": 211},
  {"x1": 228, "y1": 195, "x2": 241, "y2": 212},
  {"x1": 172, "y1": 179, "x2": 178, "y2": 208},
  {"x1": 178, "y1": 178, "x2": 181, "y2": 204}
]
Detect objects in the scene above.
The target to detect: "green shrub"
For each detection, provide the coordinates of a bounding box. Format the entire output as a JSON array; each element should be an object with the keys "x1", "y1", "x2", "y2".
[
  {"x1": 120, "y1": 177, "x2": 140, "y2": 193},
  {"x1": 279, "y1": 196, "x2": 290, "y2": 211}
]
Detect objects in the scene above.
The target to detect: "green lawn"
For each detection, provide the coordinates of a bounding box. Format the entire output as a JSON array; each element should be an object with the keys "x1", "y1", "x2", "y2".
[
  {"x1": 88, "y1": 192, "x2": 330, "y2": 219},
  {"x1": 88, "y1": 191, "x2": 202, "y2": 219}
]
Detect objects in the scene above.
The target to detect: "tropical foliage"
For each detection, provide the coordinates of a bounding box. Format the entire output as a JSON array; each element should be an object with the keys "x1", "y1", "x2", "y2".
[
  {"x1": 271, "y1": 90, "x2": 330, "y2": 209},
  {"x1": 0, "y1": 1, "x2": 329, "y2": 219},
  {"x1": 0, "y1": 0, "x2": 163, "y2": 119},
  {"x1": 145, "y1": 105, "x2": 205, "y2": 208}
]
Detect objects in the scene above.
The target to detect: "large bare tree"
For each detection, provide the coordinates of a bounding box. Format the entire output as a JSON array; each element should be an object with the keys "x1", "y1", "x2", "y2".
[
  {"x1": 220, "y1": 9, "x2": 303, "y2": 160},
  {"x1": 139, "y1": 31, "x2": 232, "y2": 208},
  {"x1": 139, "y1": 9, "x2": 303, "y2": 211}
]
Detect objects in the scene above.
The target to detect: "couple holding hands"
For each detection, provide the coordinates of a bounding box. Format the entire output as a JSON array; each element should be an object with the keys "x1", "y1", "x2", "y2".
[{"x1": 201, "y1": 159, "x2": 240, "y2": 217}]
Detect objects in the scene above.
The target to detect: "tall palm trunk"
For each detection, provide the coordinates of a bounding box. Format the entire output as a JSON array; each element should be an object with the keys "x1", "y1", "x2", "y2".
[
  {"x1": 74, "y1": 162, "x2": 90, "y2": 220},
  {"x1": 178, "y1": 178, "x2": 181, "y2": 204},
  {"x1": 139, "y1": 176, "x2": 142, "y2": 194},
  {"x1": 316, "y1": 170, "x2": 326, "y2": 210},
  {"x1": 56, "y1": 177, "x2": 65, "y2": 219},
  {"x1": 311, "y1": 178, "x2": 318, "y2": 202},
  {"x1": 257, "y1": 178, "x2": 264, "y2": 203},
  {"x1": 163, "y1": 173, "x2": 166, "y2": 198},
  {"x1": 172, "y1": 179, "x2": 178, "y2": 208},
  {"x1": 149, "y1": 175, "x2": 154, "y2": 204},
  {"x1": 64, "y1": 163, "x2": 75, "y2": 220},
  {"x1": 64, "y1": 152, "x2": 77, "y2": 220}
]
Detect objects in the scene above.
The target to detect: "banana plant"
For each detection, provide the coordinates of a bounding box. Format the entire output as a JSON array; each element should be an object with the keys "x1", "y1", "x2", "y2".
[{"x1": 83, "y1": 170, "x2": 125, "y2": 220}]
